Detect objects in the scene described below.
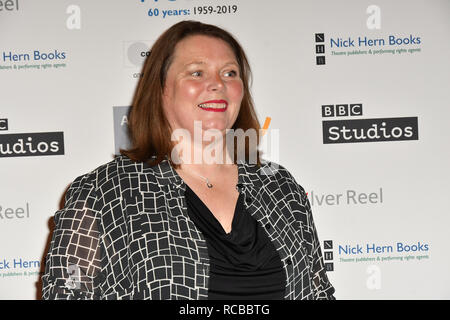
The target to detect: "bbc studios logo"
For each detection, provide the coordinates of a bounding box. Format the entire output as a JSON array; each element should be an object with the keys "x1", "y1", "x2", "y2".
[
  {"x1": 321, "y1": 103, "x2": 419, "y2": 144},
  {"x1": 0, "y1": 118, "x2": 65, "y2": 158}
]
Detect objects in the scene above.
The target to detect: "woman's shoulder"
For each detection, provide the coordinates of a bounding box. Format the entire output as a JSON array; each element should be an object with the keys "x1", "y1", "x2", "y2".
[
  {"x1": 69, "y1": 155, "x2": 154, "y2": 189},
  {"x1": 241, "y1": 159, "x2": 307, "y2": 194},
  {"x1": 256, "y1": 160, "x2": 310, "y2": 208},
  {"x1": 259, "y1": 159, "x2": 302, "y2": 182}
]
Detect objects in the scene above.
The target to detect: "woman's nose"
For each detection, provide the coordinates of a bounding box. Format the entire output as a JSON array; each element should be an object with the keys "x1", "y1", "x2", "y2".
[{"x1": 207, "y1": 73, "x2": 225, "y2": 91}]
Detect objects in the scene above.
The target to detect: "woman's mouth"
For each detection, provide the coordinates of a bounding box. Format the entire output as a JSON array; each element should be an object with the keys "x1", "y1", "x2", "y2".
[{"x1": 197, "y1": 100, "x2": 228, "y2": 112}]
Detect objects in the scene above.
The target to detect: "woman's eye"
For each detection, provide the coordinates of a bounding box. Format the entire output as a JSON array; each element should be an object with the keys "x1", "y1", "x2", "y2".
[
  {"x1": 191, "y1": 71, "x2": 202, "y2": 77},
  {"x1": 224, "y1": 70, "x2": 238, "y2": 77}
]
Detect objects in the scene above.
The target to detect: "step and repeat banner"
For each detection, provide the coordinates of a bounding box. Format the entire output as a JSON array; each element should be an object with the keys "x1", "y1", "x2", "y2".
[{"x1": 1, "y1": 0, "x2": 449, "y2": 299}]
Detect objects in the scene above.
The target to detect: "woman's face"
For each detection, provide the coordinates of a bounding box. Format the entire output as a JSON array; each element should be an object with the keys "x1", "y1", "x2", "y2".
[{"x1": 162, "y1": 35, "x2": 244, "y2": 137}]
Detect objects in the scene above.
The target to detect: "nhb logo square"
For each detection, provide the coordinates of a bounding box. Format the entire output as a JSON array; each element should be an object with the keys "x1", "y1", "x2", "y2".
[
  {"x1": 323, "y1": 240, "x2": 334, "y2": 272},
  {"x1": 315, "y1": 33, "x2": 325, "y2": 65}
]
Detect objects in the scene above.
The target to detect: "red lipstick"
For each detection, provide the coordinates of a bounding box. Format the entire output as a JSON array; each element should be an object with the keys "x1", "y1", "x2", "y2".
[{"x1": 197, "y1": 99, "x2": 228, "y2": 112}]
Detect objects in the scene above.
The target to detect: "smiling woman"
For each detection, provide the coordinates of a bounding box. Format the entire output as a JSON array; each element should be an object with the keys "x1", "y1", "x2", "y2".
[
  {"x1": 162, "y1": 34, "x2": 244, "y2": 139},
  {"x1": 41, "y1": 20, "x2": 335, "y2": 300},
  {"x1": 122, "y1": 20, "x2": 259, "y2": 168}
]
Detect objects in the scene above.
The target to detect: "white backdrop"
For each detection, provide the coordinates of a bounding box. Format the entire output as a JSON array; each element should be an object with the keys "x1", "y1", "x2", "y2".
[{"x1": 1, "y1": 0, "x2": 449, "y2": 299}]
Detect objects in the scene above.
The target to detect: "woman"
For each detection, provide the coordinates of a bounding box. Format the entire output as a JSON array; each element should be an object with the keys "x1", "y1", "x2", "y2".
[{"x1": 41, "y1": 20, "x2": 335, "y2": 300}]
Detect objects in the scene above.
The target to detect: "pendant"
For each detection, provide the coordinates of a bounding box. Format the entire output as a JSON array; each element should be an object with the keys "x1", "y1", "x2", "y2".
[{"x1": 206, "y1": 181, "x2": 213, "y2": 188}]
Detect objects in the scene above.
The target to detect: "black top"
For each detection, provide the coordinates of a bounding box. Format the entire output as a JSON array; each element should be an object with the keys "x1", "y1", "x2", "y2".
[{"x1": 185, "y1": 185, "x2": 286, "y2": 300}]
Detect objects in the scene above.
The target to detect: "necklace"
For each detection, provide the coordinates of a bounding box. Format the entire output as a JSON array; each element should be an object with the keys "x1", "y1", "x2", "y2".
[
  {"x1": 178, "y1": 160, "x2": 214, "y2": 188},
  {"x1": 184, "y1": 169, "x2": 213, "y2": 188},
  {"x1": 196, "y1": 173, "x2": 213, "y2": 188}
]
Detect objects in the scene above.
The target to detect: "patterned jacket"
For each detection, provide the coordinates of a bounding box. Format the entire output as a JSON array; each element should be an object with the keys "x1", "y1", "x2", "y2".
[{"x1": 41, "y1": 155, "x2": 335, "y2": 299}]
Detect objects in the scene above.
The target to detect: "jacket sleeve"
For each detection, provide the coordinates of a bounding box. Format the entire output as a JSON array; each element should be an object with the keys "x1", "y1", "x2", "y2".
[
  {"x1": 273, "y1": 164, "x2": 336, "y2": 300},
  {"x1": 41, "y1": 173, "x2": 104, "y2": 300},
  {"x1": 299, "y1": 188, "x2": 336, "y2": 300}
]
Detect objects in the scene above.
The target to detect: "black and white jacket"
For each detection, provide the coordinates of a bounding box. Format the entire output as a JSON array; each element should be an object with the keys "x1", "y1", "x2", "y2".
[{"x1": 41, "y1": 155, "x2": 335, "y2": 300}]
